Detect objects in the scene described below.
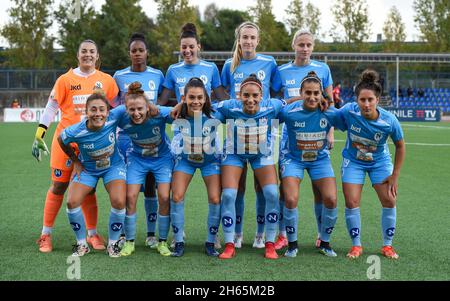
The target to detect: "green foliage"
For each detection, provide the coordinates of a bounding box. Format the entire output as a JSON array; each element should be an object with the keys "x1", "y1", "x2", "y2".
[
  {"x1": 413, "y1": 0, "x2": 450, "y2": 52},
  {"x1": 0, "y1": 0, "x2": 54, "y2": 68},
  {"x1": 382, "y1": 6, "x2": 406, "y2": 52},
  {"x1": 331, "y1": 0, "x2": 371, "y2": 44},
  {"x1": 285, "y1": 0, "x2": 304, "y2": 36},
  {"x1": 201, "y1": 9, "x2": 251, "y2": 51},
  {"x1": 54, "y1": 0, "x2": 98, "y2": 68},
  {"x1": 151, "y1": 0, "x2": 200, "y2": 70}
]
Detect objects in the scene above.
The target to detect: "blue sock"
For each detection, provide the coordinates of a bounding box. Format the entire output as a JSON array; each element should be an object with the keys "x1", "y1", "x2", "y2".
[
  {"x1": 381, "y1": 207, "x2": 396, "y2": 246},
  {"x1": 256, "y1": 190, "x2": 266, "y2": 235},
  {"x1": 345, "y1": 207, "x2": 362, "y2": 246},
  {"x1": 262, "y1": 184, "x2": 279, "y2": 242},
  {"x1": 278, "y1": 199, "x2": 286, "y2": 235},
  {"x1": 67, "y1": 207, "x2": 86, "y2": 244},
  {"x1": 124, "y1": 213, "x2": 137, "y2": 241},
  {"x1": 207, "y1": 203, "x2": 220, "y2": 243},
  {"x1": 314, "y1": 202, "x2": 323, "y2": 235},
  {"x1": 170, "y1": 200, "x2": 185, "y2": 243},
  {"x1": 109, "y1": 208, "x2": 126, "y2": 243},
  {"x1": 144, "y1": 196, "x2": 158, "y2": 235},
  {"x1": 235, "y1": 191, "x2": 244, "y2": 235},
  {"x1": 320, "y1": 207, "x2": 338, "y2": 243},
  {"x1": 283, "y1": 206, "x2": 298, "y2": 243},
  {"x1": 158, "y1": 214, "x2": 170, "y2": 241},
  {"x1": 221, "y1": 188, "x2": 237, "y2": 243}
]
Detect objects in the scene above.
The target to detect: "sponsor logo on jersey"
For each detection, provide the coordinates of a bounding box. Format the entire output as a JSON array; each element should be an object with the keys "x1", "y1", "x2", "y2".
[
  {"x1": 54, "y1": 169, "x2": 62, "y2": 178},
  {"x1": 222, "y1": 216, "x2": 234, "y2": 227},
  {"x1": 266, "y1": 213, "x2": 278, "y2": 223},
  {"x1": 83, "y1": 143, "x2": 95, "y2": 149},
  {"x1": 350, "y1": 227, "x2": 360, "y2": 238},
  {"x1": 148, "y1": 213, "x2": 157, "y2": 222},
  {"x1": 70, "y1": 84, "x2": 82, "y2": 91},
  {"x1": 294, "y1": 121, "x2": 306, "y2": 127},
  {"x1": 70, "y1": 222, "x2": 81, "y2": 231},
  {"x1": 286, "y1": 79, "x2": 295, "y2": 85},
  {"x1": 110, "y1": 223, "x2": 123, "y2": 232},
  {"x1": 386, "y1": 227, "x2": 395, "y2": 237},
  {"x1": 176, "y1": 77, "x2": 186, "y2": 84},
  {"x1": 234, "y1": 72, "x2": 244, "y2": 80},
  {"x1": 351, "y1": 124, "x2": 361, "y2": 133}
]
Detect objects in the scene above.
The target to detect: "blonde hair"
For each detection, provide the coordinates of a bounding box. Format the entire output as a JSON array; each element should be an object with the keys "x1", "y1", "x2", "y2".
[
  {"x1": 291, "y1": 29, "x2": 314, "y2": 49},
  {"x1": 231, "y1": 21, "x2": 260, "y2": 73}
]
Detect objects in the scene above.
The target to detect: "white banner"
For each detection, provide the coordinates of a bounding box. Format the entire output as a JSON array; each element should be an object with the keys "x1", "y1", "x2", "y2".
[{"x1": 3, "y1": 108, "x2": 61, "y2": 123}]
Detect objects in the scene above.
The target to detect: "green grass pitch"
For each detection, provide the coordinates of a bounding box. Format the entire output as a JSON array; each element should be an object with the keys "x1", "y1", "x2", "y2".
[{"x1": 1, "y1": 122, "x2": 449, "y2": 281}]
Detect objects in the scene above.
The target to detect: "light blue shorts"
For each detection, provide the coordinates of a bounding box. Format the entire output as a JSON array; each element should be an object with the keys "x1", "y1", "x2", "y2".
[
  {"x1": 126, "y1": 152, "x2": 174, "y2": 185},
  {"x1": 279, "y1": 156, "x2": 335, "y2": 181},
  {"x1": 71, "y1": 162, "x2": 127, "y2": 188},
  {"x1": 174, "y1": 156, "x2": 221, "y2": 177},
  {"x1": 341, "y1": 158, "x2": 393, "y2": 185},
  {"x1": 221, "y1": 153, "x2": 275, "y2": 170},
  {"x1": 117, "y1": 133, "x2": 132, "y2": 160}
]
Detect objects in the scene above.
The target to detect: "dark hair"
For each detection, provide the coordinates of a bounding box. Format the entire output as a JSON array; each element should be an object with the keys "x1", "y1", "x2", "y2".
[
  {"x1": 86, "y1": 88, "x2": 109, "y2": 110},
  {"x1": 125, "y1": 81, "x2": 148, "y2": 103},
  {"x1": 240, "y1": 73, "x2": 263, "y2": 93},
  {"x1": 128, "y1": 33, "x2": 148, "y2": 50},
  {"x1": 180, "y1": 23, "x2": 199, "y2": 43},
  {"x1": 355, "y1": 69, "x2": 382, "y2": 98},
  {"x1": 180, "y1": 77, "x2": 213, "y2": 118},
  {"x1": 300, "y1": 71, "x2": 323, "y2": 92}
]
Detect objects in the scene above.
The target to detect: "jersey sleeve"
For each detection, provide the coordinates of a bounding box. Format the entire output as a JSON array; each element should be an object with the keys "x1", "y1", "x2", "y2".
[
  {"x1": 158, "y1": 105, "x2": 173, "y2": 124},
  {"x1": 221, "y1": 61, "x2": 231, "y2": 90},
  {"x1": 270, "y1": 98, "x2": 285, "y2": 115},
  {"x1": 162, "y1": 67, "x2": 174, "y2": 90},
  {"x1": 330, "y1": 104, "x2": 350, "y2": 131},
  {"x1": 212, "y1": 101, "x2": 229, "y2": 122},
  {"x1": 270, "y1": 59, "x2": 282, "y2": 93},
  {"x1": 104, "y1": 75, "x2": 119, "y2": 107},
  {"x1": 52, "y1": 75, "x2": 68, "y2": 107},
  {"x1": 323, "y1": 64, "x2": 333, "y2": 89},
  {"x1": 389, "y1": 116, "x2": 404, "y2": 142},
  {"x1": 211, "y1": 63, "x2": 222, "y2": 89},
  {"x1": 60, "y1": 124, "x2": 77, "y2": 145},
  {"x1": 158, "y1": 71, "x2": 165, "y2": 94}
]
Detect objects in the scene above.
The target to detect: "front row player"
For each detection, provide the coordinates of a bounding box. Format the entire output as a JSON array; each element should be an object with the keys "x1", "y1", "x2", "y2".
[
  {"x1": 58, "y1": 90, "x2": 127, "y2": 258},
  {"x1": 337, "y1": 69, "x2": 405, "y2": 259}
]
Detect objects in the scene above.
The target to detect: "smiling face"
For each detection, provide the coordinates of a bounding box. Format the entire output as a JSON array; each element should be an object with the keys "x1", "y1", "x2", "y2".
[
  {"x1": 239, "y1": 26, "x2": 259, "y2": 58},
  {"x1": 126, "y1": 96, "x2": 149, "y2": 124},
  {"x1": 86, "y1": 98, "x2": 109, "y2": 130},
  {"x1": 357, "y1": 89, "x2": 380, "y2": 120},
  {"x1": 129, "y1": 40, "x2": 147, "y2": 66},
  {"x1": 301, "y1": 81, "x2": 322, "y2": 111},
  {"x1": 240, "y1": 83, "x2": 262, "y2": 115},
  {"x1": 180, "y1": 37, "x2": 200, "y2": 64},
  {"x1": 182, "y1": 87, "x2": 205, "y2": 116},
  {"x1": 77, "y1": 42, "x2": 99, "y2": 72},
  {"x1": 293, "y1": 34, "x2": 314, "y2": 62}
]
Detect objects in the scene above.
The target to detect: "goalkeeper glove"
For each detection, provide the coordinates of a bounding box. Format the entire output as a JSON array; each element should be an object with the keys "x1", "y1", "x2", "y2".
[{"x1": 32, "y1": 124, "x2": 50, "y2": 162}]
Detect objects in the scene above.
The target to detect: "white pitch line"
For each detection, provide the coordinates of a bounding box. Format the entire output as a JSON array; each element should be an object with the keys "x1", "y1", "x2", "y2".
[
  {"x1": 334, "y1": 139, "x2": 450, "y2": 147},
  {"x1": 401, "y1": 124, "x2": 450, "y2": 130}
]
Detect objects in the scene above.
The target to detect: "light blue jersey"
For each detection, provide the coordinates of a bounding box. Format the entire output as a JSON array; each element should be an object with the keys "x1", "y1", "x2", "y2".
[
  {"x1": 215, "y1": 98, "x2": 284, "y2": 161},
  {"x1": 221, "y1": 54, "x2": 281, "y2": 100},
  {"x1": 163, "y1": 60, "x2": 221, "y2": 103},
  {"x1": 60, "y1": 110, "x2": 124, "y2": 173},
  {"x1": 113, "y1": 66, "x2": 164, "y2": 106},
  {"x1": 337, "y1": 102, "x2": 404, "y2": 166},
  {"x1": 274, "y1": 60, "x2": 333, "y2": 99}
]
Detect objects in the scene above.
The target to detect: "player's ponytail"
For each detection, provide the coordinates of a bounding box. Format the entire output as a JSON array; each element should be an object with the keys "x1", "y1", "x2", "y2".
[
  {"x1": 231, "y1": 22, "x2": 259, "y2": 73},
  {"x1": 355, "y1": 69, "x2": 382, "y2": 98}
]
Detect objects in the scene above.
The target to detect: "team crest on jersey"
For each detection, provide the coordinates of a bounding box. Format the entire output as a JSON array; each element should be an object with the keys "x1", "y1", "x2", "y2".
[
  {"x1": 374, "y1": 132, "x2": 383, "y2": 142},
  {"x1": 109, "y1": 132, "x2": 115, "y2": 143},
  {"x1": 152, "y1": 127, "x2": 160, "y2": 135},
  {"x1": 320, "y1": 118, "x2": 328, "y2": 128},
  {"x1": 257, "y1": 70, "x2": 266, "y2": 81},
  {"x1": 54, "y1": 169, "x2": 62, "y2": 178},
  {"x1": 200, "y1": 75, "x2": 208, "y2": 84},
  {"x1": 94, "y1": 81, "x2": 103, "y2": 89},
  {"x1": 149, "y1": 80, "x2": 156, "y2": 90}
]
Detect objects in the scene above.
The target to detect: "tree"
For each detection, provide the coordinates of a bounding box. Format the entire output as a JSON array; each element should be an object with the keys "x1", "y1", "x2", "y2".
[
  {"x1": 285, "y1": 0, "x2": 304, "y2": 36},
  {"x1": 382, "y1": 6, "x2": 406, "y2": 52},
  {"x1": 331, "y1": 0, "x2": 371, "y2": 44},
  {"x1": 201, "y1": 9, "x2": 251, "y2": 51},
  {"x1": 0, "y1": 0, "x2": 54, "y2": 68},
  {"x1": 95, "y1": 0, "x2": 150, "y2": 69},
  {"x1": 304, "y1": 2, "x2": 321, "y2": 39},
  {"x1": 152, "y1": 0, "x2": 200, "y2": 70},
  {"x1": 252, "y1": 0, "x2": 290, "y2": 51},
  {"x1": 204, "y1": 3, "x2": 218, "y2": 23},
  {"x1": 54, "y1": 0, "x2": 98, "y2": 67},
  {"x1": 413, "y1": 0, "x2": 450, "y2": 52}
]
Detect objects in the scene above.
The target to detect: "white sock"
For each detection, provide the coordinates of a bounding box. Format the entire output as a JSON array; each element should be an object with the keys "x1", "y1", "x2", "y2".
[{"x1": 42, "y1": 226, "x2": 52, "y2": 235}]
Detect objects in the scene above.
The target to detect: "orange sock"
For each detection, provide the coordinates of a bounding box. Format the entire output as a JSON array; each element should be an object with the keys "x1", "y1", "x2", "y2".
[
  {"x1": 43, "y1": 190, "x2": 64, "y2": 228},
  {"x1": 82, "y1": 194, "x2": 98, "y2": 231}
]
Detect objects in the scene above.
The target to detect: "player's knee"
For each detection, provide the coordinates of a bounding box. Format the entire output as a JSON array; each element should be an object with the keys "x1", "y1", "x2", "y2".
[
  {"x1": 172, "y1": 192, "x2": 184, "y2": 203},
  {"x1": 110, "y1": 196, "x2": 126, "y2": 210},
  {"x1": 323, "y1": 195, "x2": 337, "y2": 208},
  {"x1": 208, "y1": 195, "x2": 220, "y2": 205},
  {"x1": 284, "y1": 198, "x2": 297, "y2": 209}
]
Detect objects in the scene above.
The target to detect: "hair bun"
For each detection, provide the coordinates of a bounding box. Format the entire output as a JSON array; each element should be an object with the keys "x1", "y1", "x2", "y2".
[
  {"x1": 130, "y1": 33, "x2": 145, "y2": 41},
  {"x1": 360, "y1": 69, "x2": 379, "y2": 84},
  {"x1": 127, "y1": 81, "x2": 144, "y2": 95},
  {"x1": 92, "y1": 88, "x2": 106, "y2": 97},
  {"x1": 307, "y1": 71, "x2": 318, "y2": 77},
  {"x1": 181, "y1": 23, "x2": 197, "y2": 35},
  {"x1": 248, "y1": 73, "x2": 258, "y2": 80}
]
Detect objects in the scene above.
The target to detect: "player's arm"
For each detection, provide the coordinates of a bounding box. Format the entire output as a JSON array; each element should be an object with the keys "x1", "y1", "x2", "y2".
[
  {"x1": 57, "y1": 135, "x2": 83, "y2": 179},
  {"x1": 383, "y1": 139, "x2": 406, "y2": 199},
  {"x1": 324, "y1": 85, "x2": 335, "y2": 149},
  {"x1": 213, "y1": 86, "x2": 229, "y2": 101},
  {"x1": 31, "y1": 96, "x2": 59, "y2": 162},
  {"x1": 158, "y1": 88, "x2": 177, "y2": 106}
]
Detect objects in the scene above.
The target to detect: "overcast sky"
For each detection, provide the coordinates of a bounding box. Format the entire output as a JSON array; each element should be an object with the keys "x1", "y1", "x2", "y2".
[{"x1": 0, "y1": 0, "x2": 420, "y2": 47}]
